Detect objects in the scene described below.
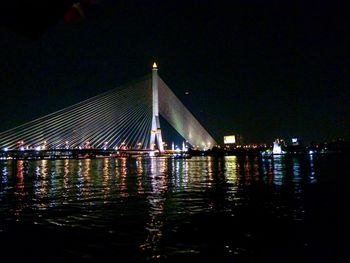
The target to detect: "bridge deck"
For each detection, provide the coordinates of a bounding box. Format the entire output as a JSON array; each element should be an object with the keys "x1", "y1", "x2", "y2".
[{"x1": 0, "y1": 149, "x2": 189, "y2": 160}]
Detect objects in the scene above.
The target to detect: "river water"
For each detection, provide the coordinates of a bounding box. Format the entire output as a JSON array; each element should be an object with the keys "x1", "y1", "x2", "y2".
[{"x1": 0, "y1": 155, "x2": 349, "y2": 262}]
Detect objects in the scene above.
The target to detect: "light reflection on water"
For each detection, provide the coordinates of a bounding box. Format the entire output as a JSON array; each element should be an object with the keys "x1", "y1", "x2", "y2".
[
  {"x1": 0, "y1": 155, "x2": 338, "y2": 261},
  {"x1": 0, "y1": 156, "x2": 318, "y2": 218}
]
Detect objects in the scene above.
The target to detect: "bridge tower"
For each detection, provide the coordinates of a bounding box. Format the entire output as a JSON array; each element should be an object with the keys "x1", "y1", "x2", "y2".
[{"x1": 150, "y1": 62, "x2": 164, "y2": 152}]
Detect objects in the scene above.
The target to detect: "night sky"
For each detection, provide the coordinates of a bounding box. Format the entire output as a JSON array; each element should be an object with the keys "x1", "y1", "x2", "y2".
[{"x1": 0, "y1": 0, "x2": 349, "y2": 144}]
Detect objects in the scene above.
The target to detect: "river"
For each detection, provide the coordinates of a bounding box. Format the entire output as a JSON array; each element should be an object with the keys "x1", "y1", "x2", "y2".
[{"x1": 0, "y1": 155, "x2": 349, "y2": 262}]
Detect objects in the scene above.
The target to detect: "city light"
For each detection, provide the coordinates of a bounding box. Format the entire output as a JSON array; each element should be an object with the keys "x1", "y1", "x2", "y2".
[
  {"x1": 224, "y1": 135, "x2": 236, "y2": 144},
  {"x1": 103, "y1": 141, "x2": 108, "y2": 150}
]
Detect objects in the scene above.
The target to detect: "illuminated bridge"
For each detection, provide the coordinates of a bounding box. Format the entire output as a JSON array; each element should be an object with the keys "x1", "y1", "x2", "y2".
[{"x1": 0, "y1": 63, "x2": 216, "y2": 158}]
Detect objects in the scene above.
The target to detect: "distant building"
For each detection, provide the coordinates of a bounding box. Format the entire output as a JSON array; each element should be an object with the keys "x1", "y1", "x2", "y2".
[
  {"x1": 273, "y1": 139, "x2": 283, "y2": 154},
  {"x1": 224, "y1": 135, "x2": 236, "y2": 144},
  {"x1": 224, "y1": 134, "x2": 242, "y2": 145},
  {"x1": 292, "y1": 138, "x2": 302, "y2": 146}
]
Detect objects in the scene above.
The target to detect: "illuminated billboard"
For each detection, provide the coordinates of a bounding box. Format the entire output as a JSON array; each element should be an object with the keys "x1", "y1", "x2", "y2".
[{"x1": 224, "y1": 135, "x2": 236, "y2": 144}]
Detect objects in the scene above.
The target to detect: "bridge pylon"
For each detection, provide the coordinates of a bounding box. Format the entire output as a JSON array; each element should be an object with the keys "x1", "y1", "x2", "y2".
[{"x1": 150, "y1": 62, "x2": 164, "y2": 152}]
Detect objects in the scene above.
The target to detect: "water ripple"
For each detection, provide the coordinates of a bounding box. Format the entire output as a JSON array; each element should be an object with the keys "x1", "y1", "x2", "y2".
[{"x1": 0, "y1": 155, "x2": 344, "y2": 262}]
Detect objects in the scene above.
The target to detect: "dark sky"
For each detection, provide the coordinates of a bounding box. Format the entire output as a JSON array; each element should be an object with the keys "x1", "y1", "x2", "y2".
[{"x1": 0, "y1": 0, "x2": 349, "y2": 144}]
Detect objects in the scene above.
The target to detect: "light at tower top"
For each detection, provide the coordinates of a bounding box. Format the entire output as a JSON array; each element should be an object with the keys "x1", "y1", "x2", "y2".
[{"x1": 152, "y1": 62, "x2": 157, "y2": 69}]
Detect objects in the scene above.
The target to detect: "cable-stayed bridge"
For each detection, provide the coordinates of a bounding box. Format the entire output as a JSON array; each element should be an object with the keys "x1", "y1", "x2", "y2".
[{"x1": 0, "y1": 64, "x2": 216, "y2": 158}]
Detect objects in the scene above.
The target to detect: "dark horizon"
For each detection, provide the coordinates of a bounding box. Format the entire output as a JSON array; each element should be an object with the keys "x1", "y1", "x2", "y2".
[{"x1": 0, "y1": 1, "x2": 349, "y2": 144}]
